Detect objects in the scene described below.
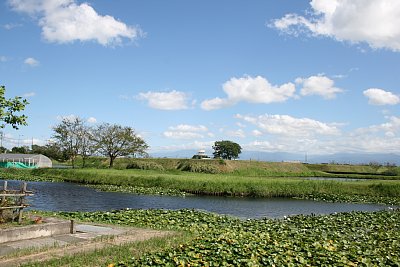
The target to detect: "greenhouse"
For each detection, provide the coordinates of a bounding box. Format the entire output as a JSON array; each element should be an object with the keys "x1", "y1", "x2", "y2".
[{"x1": 0, "y1": 154, "x2": 52, "y2": 168}]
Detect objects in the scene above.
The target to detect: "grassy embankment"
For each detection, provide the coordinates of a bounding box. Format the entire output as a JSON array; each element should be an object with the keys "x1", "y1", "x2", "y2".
[{"x1": 1, "y1": 158, "x2": 399, "y2": 205}]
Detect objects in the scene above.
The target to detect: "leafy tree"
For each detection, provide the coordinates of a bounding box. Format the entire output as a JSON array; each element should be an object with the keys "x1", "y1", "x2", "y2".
[
  {"x1": 0, "y1": 146, "x2": 8, "y2": 153},
  {"x1": 212, "y1": 140, "x2": 242, "y2": 160},
  {"x1": 31, "y1": 143, "x2": 68, "y2": 162},
  {"x1": 11, "y1": 146, "x2": 29, "y2": 154},
  {"x1": 93, "y1": 123, "x2": 148, "y2": 167},
  {"x1": 0, "y1": 85, "x2": 29, "y2": 129},
  {"x1": 52, "y1": 117, "x2": 85, "y2": 168},
  {"x1": 78, "y1": 125, "x2": 96, "y2": 168}
]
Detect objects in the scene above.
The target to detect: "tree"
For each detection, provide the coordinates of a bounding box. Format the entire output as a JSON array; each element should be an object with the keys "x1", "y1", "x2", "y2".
[
  {"x1": 212, "y1": 140, "x2": 242, "y2": 160},
  {"x1": 31, "y1": 143, "x2": 69, "y2": 162},
  {"x1": 0, "y1": 85, "x2": 29, "y2": 129},
  {"x1": 93, "y1": 123, "x2": 148, "y2": 167},
  {"x1": 52, "y1": 117, "x2": 85, "y2": 168},
  {"x1": 78, "y1": 125, "x2": 96, "y2": 168},
  {"x1": 11, "y1": 146, "x2": 29, "y2": 154}
]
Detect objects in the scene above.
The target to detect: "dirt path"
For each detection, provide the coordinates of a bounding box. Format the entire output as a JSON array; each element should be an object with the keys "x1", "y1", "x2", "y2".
[{"x1": 1, "y1": 228, "x2": 174, "y2": 267}]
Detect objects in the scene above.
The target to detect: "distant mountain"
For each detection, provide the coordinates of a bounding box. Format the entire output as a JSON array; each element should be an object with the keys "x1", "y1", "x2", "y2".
[
  {"x1": 150, "y1": 150, "x2": 400, "y2": 165},
  {"x1": 307, "y1": 153, "x2": 400, "y2": 165}
]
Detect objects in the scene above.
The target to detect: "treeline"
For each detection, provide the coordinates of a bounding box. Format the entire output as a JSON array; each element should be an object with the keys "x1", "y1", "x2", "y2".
[{"x1": 2, "y1": 116, "x2": 149, "y2": 168}]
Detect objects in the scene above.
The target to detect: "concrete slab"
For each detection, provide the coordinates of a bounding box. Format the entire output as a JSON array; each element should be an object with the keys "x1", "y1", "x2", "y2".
[
  {"x1": 76, "y1": 224, "x2": 124, "y2": 235},
  {"x1": 52, "y1": 235, "x2": 86, "y2": 244},
  {"x1": 6, "y1": 237, "x2": 68, "y2": 250},
  {"x1": 0, "y1": 245, "x2": 15, "y2": 257},
  {"x1": 0, "y1": 223, "x2": 130, "y2": 258}
]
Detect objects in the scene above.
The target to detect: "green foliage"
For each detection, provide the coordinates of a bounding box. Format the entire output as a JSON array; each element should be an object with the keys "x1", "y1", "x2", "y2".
[
  {"x1": 31, "y1": 144, "x2": 69, "y2": 162},
  {"x1": 8, "y1": 168, "x2": 400, "y2": 205},
  {"x1": 52, "y1": 116, "x2": 86, "y2": 168},
  {"x1": 93, "y1": 123, "x2": 149, "y2": 167},
  {"x1": 177, "y1": 160, "x2": 220, "y2": 174},
  {"x1": 88, "y1": 184, "x2": 187, "y2": 196},
  {"x1": 0, "y1": 85, "x2": 29, "y2": 129},
  {"x1": 54, "y1": 209, "x2": 400, "y2": 267},
  {"x1": 11, "y1": 146, "x2": 29, "y2": 154},
  {"x1": 126, "y1": 161, "x2": 165, "y2": 171},
  {"x1": 212, "y1": 140, "x2": 242, "y2": 160}
]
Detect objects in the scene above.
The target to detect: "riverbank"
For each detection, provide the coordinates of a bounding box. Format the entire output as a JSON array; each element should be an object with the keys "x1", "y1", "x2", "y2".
[
  {"x1": 22, "y1": 209, "x2": 400, "y2": 266},
  {"x1": 1, "y1": 166, "x2": 400, "y2": 205}
]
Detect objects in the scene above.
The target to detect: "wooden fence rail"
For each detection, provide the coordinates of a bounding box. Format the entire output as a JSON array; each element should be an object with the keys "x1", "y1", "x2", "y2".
[{"x1": 0, "y1": 181, "x2": 33, "y2": 223}]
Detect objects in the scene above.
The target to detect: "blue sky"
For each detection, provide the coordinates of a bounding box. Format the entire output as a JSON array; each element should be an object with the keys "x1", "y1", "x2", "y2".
[{"x1": 1, "y1": 0, "x2": 399, "y2": 155}]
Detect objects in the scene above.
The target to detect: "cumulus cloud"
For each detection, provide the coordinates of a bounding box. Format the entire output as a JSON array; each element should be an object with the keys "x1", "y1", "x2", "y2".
[
  {"x1": 235, "y1": 114, "x2": 340, "y2": 137},
  {"x1": 24, "y1": 57, "x2": 39, "y2": 66},
  {"x1": 8, "y1": 0, "x2": 141, "y2": 46},
  {"x1": 271, "y1": 0, "x2": 400, "y2": 52},
  {"x1": 138, "y1": 90, "x2": 191, "y2": 110},
  {"x1": 238, "y1": 115, "x2": 400, "y2": 154},
  {"x1": 296, "y1": 75, "x2": 343, "y2": 99},
  {"x1": 363, "y1": 88, "x2": 400, "y2": 105},
  {"x1": 201, "y1": 75, "x2": 296, "y2": 110},
  {"x1": 163, "y1": 124, "x2": 209, "y2": 139}
]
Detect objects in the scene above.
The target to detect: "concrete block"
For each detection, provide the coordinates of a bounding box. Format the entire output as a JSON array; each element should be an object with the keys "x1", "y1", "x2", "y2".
[{"x1": 0, "y1": 219, "x2": 73, "y2": 243}]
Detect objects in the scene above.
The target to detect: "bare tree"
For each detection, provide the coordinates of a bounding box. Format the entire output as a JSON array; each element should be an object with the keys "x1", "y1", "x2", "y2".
[{"x1": 93, "y1": 123, "x2": 148, "y2": 167}]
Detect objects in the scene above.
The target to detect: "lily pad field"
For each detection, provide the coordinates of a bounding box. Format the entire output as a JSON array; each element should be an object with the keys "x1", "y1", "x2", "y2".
[{"x1": 26, "y1": 209, "x2": 399, "y2": 266}]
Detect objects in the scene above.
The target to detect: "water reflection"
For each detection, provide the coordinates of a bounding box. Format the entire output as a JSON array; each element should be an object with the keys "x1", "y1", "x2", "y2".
[{"x1": 3, "y1": 180, "x2": 394, "y2": 219}]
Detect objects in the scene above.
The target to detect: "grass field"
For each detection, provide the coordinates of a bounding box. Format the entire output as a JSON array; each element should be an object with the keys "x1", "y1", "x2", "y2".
[{"x1": 2, "y1": 159, "x2": 400, "y2": 204}]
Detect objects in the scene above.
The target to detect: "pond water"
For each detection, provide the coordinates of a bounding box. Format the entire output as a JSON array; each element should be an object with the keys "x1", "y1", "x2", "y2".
[{"x1": 4, "y1": 180, "x2": 395, "y2": 219}]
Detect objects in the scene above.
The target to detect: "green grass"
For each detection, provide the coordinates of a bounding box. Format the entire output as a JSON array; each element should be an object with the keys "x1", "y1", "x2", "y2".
[
  {"x1": 1, "y1": 167, "x2": 398, "y2": 205},
  {"x1": 1, "y1": 159, "x2": 400, "y2": 205}
]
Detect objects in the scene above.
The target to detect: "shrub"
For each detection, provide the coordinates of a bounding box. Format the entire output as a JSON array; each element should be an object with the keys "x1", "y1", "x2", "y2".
[{"x1": 126, "y1": 161, "x2": 165, "y2": 171}]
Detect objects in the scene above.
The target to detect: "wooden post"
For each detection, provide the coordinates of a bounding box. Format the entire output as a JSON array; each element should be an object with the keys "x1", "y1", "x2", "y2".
[
  {"x1": 17, "y1": 182, "x2": 27, "y2": 224},
  {"x1": 0, "y1": 180, "x2": 7, "y2": 220},
  {"x1": 1, "y1": 180, "x2": 7, "y2": 204},
  {"x1": 70, "y1": 220, "x2": 75, "y2": 234}
]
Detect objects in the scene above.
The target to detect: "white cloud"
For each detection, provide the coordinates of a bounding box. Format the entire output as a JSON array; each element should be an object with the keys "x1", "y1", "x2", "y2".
[
  {"x1": 272, "y1": 0, "x2": 400, "y2": 52},
  {"x1": 201, "y1": 75, "x2": 296, "y2": 110},
  {"x1": 235, "y1": 114, "x2": 340, "y2": 137},
  {"x1": 8, "y1": 0, "x2": 141, "y2": 46},
  {"x1": 252, "y1": 130, "x2": 263, "y2": 136},
  {"x1": 87, "y1": 117, "x2": 97, "y2": 123},
  {"x1": 56, "y1": 114, "x2": 78, "y2": 122},
  {"x1": 0, "y1": 56, "x2": 8, "y2": 62},
  {"x1": 163, "y1": 124, "x2": 210, "y2": 140},
  {"x1": 296, "y1": 75, "x2": 343, "y2": 99},
  {"x1": 363, "y1": 88, "x2": 400, "y2": 105},
  {"x1": 151, "y1": 141, "x2": 214, "y2": 153},
  {"x1": 3, "y1": 23, "x2": 22, "y2": 30},
  {"x1": 22, "y1": 92, "x2": 35, "y2": 97},
  {"x1": 168, "y1": 124, "x2": 208, "y2": 132},
  {"x1": 138, "y1": 90, "x2": 191, "y2": 110},
  {"x1": 201, "y1": 97, "x2": 232, "y2": 111},
  {"x1": 24, "y1": 57, "x2": 39, "y2": 66},
  {"x1": 225, "y1": 129, "x2": 246, "y2": 138},
  {"x1": 239, "y1": 115, "x2": 400, "y2": 154}
]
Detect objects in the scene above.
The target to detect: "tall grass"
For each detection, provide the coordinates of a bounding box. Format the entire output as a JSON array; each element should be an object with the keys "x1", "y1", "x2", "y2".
[{"x1": 27, "y1": 168, "x2": 400, "y2": 200}]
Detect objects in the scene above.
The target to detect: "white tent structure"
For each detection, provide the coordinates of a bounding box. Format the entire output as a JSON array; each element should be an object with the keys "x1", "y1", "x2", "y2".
[{"x1": 0, "y1": 154, "x2": 52, "y2": 168}]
